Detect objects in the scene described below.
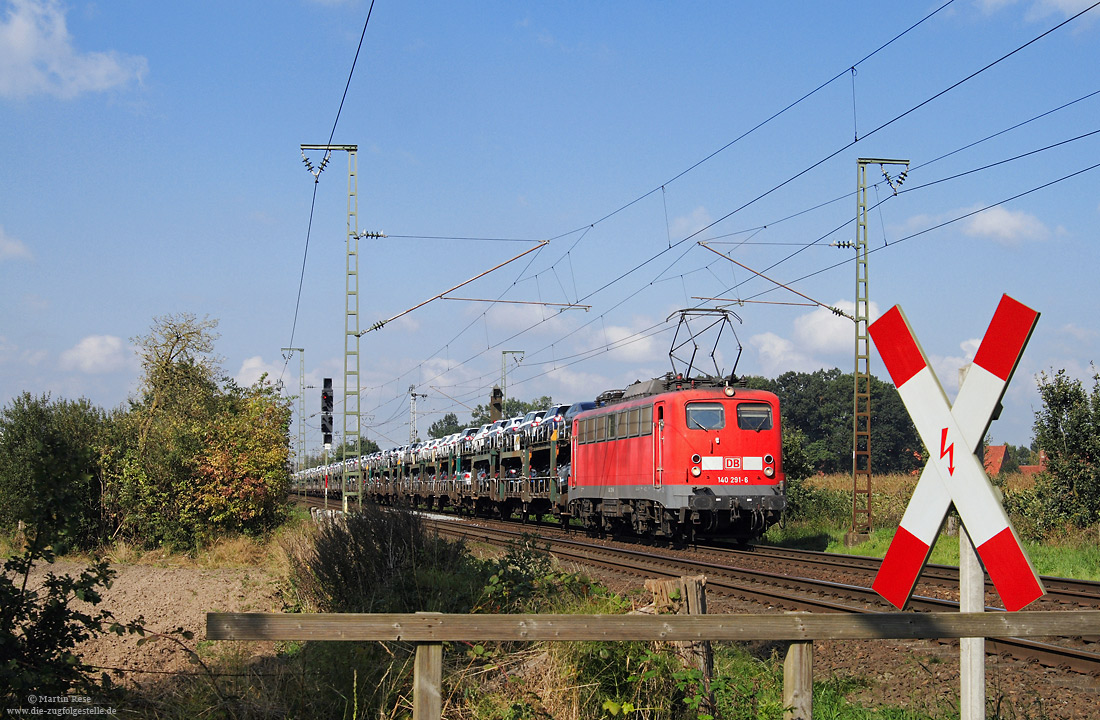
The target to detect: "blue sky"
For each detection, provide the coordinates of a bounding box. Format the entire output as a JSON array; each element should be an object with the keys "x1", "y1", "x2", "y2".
[{"x1": 2, "y1": 0, "x2": 1098, "y2": 457}]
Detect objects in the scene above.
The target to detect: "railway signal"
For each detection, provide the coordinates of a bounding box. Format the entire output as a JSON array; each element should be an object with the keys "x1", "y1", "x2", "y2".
[
  {"x1": 321, "y1": 378, "x2": 333, "y2": 446},
  {"x1": 869, "y1": 294, "x2": 1043, "y2": 612}
]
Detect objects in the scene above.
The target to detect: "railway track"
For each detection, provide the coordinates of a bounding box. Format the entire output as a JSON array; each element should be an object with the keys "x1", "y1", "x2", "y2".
[
  {"x1": 426, "y1": 515, "x2": 1100, "y2": 675},
  {"x1": 292, "y1": 495, "x2": 1100, "y2": 673}
]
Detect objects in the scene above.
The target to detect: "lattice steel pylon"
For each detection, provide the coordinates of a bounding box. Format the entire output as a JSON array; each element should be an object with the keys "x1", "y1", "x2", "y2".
[
  {"x1": 344, "y1": 148, "x2": 361, "y2": 511},
  {"x1": 302, "y1": 143, "x2": 365, "y2": 511},
  {"x1": 850, "y1": 158, "x2": 908, "y2": 540},
  {"x1": 280, "y1": 347, "x2": 305, "y2": 493}
]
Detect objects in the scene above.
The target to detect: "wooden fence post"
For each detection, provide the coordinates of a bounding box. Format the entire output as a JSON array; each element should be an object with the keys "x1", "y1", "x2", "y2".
[
  {"x1": 413, "y1": 611, "x2": 443, "y2": 720},
  {"x1": 783, "y1": 640, "x2": 813, "y2": 720},
  {"x1": 413, "y1": 641, "x2": 443, "y2": 720},
  {"x1": 645, "y1": 575, "x2": 714, "y2": 714}
]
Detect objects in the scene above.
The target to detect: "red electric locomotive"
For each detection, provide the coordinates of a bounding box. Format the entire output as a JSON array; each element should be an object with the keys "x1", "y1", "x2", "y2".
[{"x1": 568, "y1": 375, "x2": 785, "y2": 542}]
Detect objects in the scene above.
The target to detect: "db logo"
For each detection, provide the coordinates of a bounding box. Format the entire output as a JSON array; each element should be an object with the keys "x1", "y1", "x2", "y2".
[{"x1": 724, "y1": 457, "x2": 741, "y2": 470}]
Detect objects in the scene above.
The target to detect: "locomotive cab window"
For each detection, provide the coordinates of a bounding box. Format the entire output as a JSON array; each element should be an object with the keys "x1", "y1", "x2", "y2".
[
  {"x1": 626, "y1": 408, "x2": 640, "y2": 437},
  {"x1": 685, "y1": 402, "x2": 724, "y2": 431},
  {"x1": 737, "y1": 403, "x2": 773, "y2": 431}
]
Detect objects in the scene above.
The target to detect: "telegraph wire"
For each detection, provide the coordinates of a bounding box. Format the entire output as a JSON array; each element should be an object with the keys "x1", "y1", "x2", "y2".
[
  {"x1": 671, "y1": 0, "x2": 1100, "y2": 264},
  {"x1": 698, "y1": 88, "x2": 1100, "y2": 304},
  {"x1": 484, "y1": 104, "x2": 1093, "y2": 402},
  {"x1": 557, "y1": 0, "x2": 1025, "y2": 315},
  {"x1": 899, "y1": 127, "x2": 1100, "y2": 195},
  {"x1": 529, "y1": 1, "x2": 957, "y2": 276},
  {"x1": 354, "y1": 2, "x2": 1097, "y2": 432},
  {"x1": 367, "y1": 107, "x2": 1100, "y2": 431},
  {"x1": 911, "y1": 87, "x2": 1100, "y2": 174},
  {"x1": 369, "y1": 112, "x2": 1100, "y2": 431},
  {"x1": 280, "y1": 1, "x2": 377, "y2": 383},
  {"x1": 553, "y1": 0, "x2": 959, "y2": 242},
  {"x1": 885, "y1": 159, "x2": 1100, "y2": 249},
  {"x1": 327, "y1": 0, "x2": 377, "y2": 147},
  {"x1": 386, "y1": 234, "x2": 544, "y2": 243},
  {"x1": 735, "y1": 157, "x2": 1100, "y2": 307}
]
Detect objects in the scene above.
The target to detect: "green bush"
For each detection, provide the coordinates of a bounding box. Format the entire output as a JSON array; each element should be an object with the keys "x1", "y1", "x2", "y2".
[
  {"x1": 0, "y1": 393, "x2": 106, "y2": 551},
  {"x1": 0, "y1": 394, "x2": 142, "y2": 699},
  {"x1": 294, "y1": 504, "x2": 486, "y2": 614},
  {"x1": 783, "y1": 477, "x2": 850, "y2": 526},
  {"x1": 98, "y1": 314, "x2": 292, "y2": 551},
  {"x1": 1030, "y1": 368, "x2": 1100, "y2": 535},
  {"x1": 0, "y1": 555, "x2": 138, "y2": 700}
]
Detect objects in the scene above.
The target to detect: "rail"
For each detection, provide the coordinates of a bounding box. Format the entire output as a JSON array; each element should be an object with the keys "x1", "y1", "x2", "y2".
[{"x1": 206, "y1": 610, "x2": 1100, "y2": 720}]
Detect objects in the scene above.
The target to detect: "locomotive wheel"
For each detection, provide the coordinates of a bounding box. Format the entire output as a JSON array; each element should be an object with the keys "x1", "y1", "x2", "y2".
[
  {"x1": 579, "y1": 500, "x2": 600, "y2": 535},
  {"x1": 630, "y1": 502, "x2": 653, "y2": 537}
]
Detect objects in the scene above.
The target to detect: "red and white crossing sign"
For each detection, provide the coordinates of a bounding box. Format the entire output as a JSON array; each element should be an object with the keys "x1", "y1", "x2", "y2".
[{"x1": 870, "y1": 294, "x2": 1044, "y2": 612}]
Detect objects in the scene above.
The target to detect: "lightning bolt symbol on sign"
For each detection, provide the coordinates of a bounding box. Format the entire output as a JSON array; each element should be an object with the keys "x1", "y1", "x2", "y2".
[{"x1": 939, "y1": 427, "x2": 955, "y2": 476}]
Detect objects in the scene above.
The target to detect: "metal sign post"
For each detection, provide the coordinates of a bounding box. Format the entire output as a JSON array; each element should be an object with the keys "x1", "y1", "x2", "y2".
[{"x1": 869, "y1": 294, "x2": 1043, "y2": 720}]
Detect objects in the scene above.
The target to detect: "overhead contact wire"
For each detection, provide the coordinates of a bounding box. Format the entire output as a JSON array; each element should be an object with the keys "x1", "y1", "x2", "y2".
[{"x1": 280, "y1": 1, "x2": 377, "y2": 381}]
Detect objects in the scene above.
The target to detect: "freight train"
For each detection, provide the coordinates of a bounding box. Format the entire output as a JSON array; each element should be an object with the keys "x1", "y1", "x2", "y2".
[{"x1": 295, "y1": 372, "x2": 787, "y2": 543}]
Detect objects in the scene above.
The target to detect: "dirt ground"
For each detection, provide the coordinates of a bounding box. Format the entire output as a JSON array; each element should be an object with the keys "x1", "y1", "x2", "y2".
[
  {"x1": 27, "y1": 560, "x2": 283, "y2": 688},
  {"x1": 26, "y1": 551, "x2": 1100, "y2": 719}
]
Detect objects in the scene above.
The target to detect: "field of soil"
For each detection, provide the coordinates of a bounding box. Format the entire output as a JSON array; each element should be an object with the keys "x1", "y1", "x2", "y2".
[{"x1": 29, "y1": 534, "x2": 1100, "y2": 718}]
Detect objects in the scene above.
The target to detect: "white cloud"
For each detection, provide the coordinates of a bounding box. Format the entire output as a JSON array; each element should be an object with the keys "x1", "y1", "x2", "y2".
[
  {"x1": 791, "y1": 300, "x2": 879, "y2": 356},
  {"x1": 59, "y1": 334, "x2": 133, "y2": 374},
  {"x1": 976, "y1": 0, "x2": 1095, "y2": 19},
  {"x1": 540, "y1": 364, "x2": 611, "y2": 401},
  {"x1": 743, "y1": 300, "x2": 884, "y2": 378},
  {"x1": 0, "y1": 0, "x2": 148, "y2": 100},
  {"x1": 977, "y1": 0, "x2": 1018, "y2": 13},
  {"x1": 0, "y1": 225, "x2": 32, "y2": 261},
  {"x1": 930, "y1": 337, "x2": 981, "y2": 397},
  {"x1": 749, "y1": 331, "x2": 820, "y2": 376},
  {"x1": 602, "y1": 323, "x2": 662, "y2": 364},
  {"x1": 1056, "y1": 323, "x2": 1098, "y2": 343},
  {"x1": 962, "y1": 206, "x2": 1050, "y2": 246},
  {"x1": 484, "y1": 301, "x2": 574, "y2": 335},
  {"x1": 573, "y1": 318, "x2": 662, "y2": 365},
  {"x1": 671, "y1": 207, "x2": 713, "y2": 241},
  {"x1": 1027, "y1": 0, "x2": 1099, "y2": 19},
  {"x1": 236, "y1": 355, "x2": 283, "y2": 387}
]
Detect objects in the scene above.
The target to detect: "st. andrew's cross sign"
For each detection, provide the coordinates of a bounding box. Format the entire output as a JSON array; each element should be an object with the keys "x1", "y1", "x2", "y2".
[{"x1": 869, "y1": 294, "x2": 1044, "y2": 612}]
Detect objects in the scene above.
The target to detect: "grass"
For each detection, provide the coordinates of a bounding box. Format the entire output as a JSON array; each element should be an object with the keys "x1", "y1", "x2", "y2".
[
  {"x1": 6, "y1": 493, "x2": 1091, "y2": 718},
  {"x1": 765, "y1": 473, "x2": 1100, "y2": 581}
]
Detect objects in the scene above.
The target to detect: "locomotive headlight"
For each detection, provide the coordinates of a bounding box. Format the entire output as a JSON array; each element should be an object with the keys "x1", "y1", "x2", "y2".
[
  {"x1": 724, "y1": 386, "x2": 735, "y2": 397},
  {"x1": 691, "y1": 454, "x2": 702, "y2": 464},
  {"x1": 764, "y1": 454, "x2": 774, "y2": 465},
  {"x1": 764, "y1": 466, "x2": 775, "y2": 478},
  {"x1": 691, "y1": 466, "x2": 702, "y2": 477}
]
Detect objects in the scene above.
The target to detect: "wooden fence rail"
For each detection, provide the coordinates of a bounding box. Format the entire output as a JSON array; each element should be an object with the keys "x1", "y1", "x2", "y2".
[{"x1": 207, "y1": 610, "x2": 1100, "y2": 720}]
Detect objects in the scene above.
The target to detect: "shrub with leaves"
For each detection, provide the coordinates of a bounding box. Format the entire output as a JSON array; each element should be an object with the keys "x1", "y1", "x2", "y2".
[
  {"x1": 101, "y1": 313, "x2": 292, "y2": 550},
  {"x1": 1029, "y1": 367, "x2": 1100, "y2": 532},
  {"x1": 293, "y1": 504, "x2": 486, "y2": 614},
  {"x1": 0, "y1": 393, "x2": 106, "y2": 551},
  {"x1": 0, "y1": 555, "x2": 146, "y2": 699},
  {"x1": 0, "y1": 394, "x2": 143, "y2": 698}
]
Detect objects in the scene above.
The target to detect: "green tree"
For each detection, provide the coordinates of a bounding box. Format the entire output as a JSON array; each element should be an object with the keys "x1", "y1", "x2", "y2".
[
  {"x1": 192, "y1": 377, "x2": 292, "y2": 539},
  {"x1": 745, "y1": 369, "x2": 922, "y2": 475},
  {"x1": 1, "y1": 555, "x2": 121, "y2": 698},
  {"x1": 133, "y1": 312, "x2": 221, "y2": 447},
  {"x1": 102, "y1": 313, "x2": 292, "y2": 549},
  {"x1": 0, "y1": 395, "x2": 131, "y2": 697},
  {"x1": 0, "y1": 393, "x2": 105, "y2": 551},
  {"x1": 469, "y1": 395, "x2": 553, "y2": 426},
  {"x1": 428, "y1": 412, "x2": 462, "y2": 438},
  {"x1": 999, "y1": 443, "x2": 1028, "y2": 474},
  {"x1": 332, "y1": 435, "x2": 380, "y2": 459},
  {"x1": 1031, "y1": 367, "x2": 1100, "y2": 527}
]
